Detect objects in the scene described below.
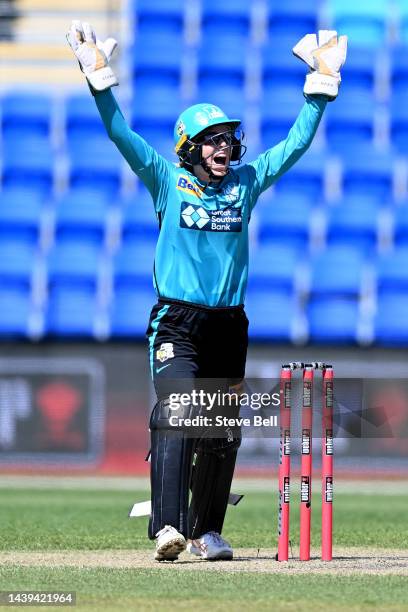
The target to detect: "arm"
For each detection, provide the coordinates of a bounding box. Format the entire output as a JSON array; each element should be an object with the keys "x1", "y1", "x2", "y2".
[
  {"x1": 248, "y1": 94, "x2": 326, "y2": 197},
  {"x1": 248, "y1": 30, "x2": 347, "y2": 204},
  {"x1": 66, "y1": 20, "x2": 171, "y2": 206},
  {"x1": 94, "y1": 88, "x2": 171, "y2": 202}
]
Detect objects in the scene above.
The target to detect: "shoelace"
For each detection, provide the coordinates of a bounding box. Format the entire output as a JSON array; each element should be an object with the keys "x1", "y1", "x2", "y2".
[
  {"x1": 207, "y1": 531, "x2": 228, "y2": 546},
  {"x1": 157, "y1": 525, "x2": 175, "y2": 538}
]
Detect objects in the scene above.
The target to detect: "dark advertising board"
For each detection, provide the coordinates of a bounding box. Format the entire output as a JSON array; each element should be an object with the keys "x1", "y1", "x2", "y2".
[{"x1": 0, "y1": 358, "x2": 105, "y2": 466}]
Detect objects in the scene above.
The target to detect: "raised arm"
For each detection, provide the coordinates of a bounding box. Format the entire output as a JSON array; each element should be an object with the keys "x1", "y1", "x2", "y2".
[
  {"x1": 248, "y1": 95, "x2": 327, "y2": 197},
  {"x1": 66, "y1": 20, "x2": 171, "y2": 204},
  {"x1": 94, "y1": 88, "x2": 171, "y2": 200},
  {"x1": 247, "y1": 30, "x2": 347, "y2": 202}
]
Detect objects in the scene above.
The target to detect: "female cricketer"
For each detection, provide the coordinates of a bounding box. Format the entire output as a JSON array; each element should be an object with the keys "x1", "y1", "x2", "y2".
[{"x1": 67, "y1": 22, "x2": 347, "y2": 561}]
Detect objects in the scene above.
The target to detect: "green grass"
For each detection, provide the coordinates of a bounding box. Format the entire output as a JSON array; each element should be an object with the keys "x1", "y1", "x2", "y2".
[
  {"x1": 0, "y1": 488, "x2": 407, "y2": 550},
  {"x1": 0, "y1": 568, "x2": 407, "y2": 611},
  {"x1": 0, "y1": 484, "x2": 408, "y2": 611}
]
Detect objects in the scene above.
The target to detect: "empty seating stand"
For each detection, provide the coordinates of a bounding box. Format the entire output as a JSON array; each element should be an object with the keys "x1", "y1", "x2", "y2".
[{"x1": 1, "y1": 0, "x2": 408, "y2": 345}]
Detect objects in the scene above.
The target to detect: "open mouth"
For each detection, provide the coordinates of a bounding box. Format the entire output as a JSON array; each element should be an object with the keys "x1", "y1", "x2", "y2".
[{"x1": 213, "y1": 154, "x2": 227, "y2": 166}]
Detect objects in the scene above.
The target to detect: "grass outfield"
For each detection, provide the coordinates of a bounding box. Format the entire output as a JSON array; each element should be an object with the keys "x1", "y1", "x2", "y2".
[{"x1": 0, "y1": 478, "x2": 407, "y2": 611}]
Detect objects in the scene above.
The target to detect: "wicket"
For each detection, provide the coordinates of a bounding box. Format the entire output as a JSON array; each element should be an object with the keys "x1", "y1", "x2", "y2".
[{"x1": 277, "y1": 361, "x2": 334, "y2": 562}]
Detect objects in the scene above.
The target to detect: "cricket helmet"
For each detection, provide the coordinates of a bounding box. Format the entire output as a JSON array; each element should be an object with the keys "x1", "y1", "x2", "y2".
[{"x1": 174, "y1": 103, "x2": 245, "y2": 168}]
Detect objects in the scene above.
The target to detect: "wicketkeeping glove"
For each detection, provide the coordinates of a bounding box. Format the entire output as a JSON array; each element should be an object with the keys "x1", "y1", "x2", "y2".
[
  {"x1": 293, "y1": 30, "x2": 348, "y2": 100},
  {"x1": 66, "y1": 20, "x2": 118, "y2": 92}
]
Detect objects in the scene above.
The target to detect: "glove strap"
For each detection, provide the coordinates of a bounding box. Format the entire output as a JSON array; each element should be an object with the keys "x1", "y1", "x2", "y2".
[
  {"x1": 86, "y1": 66, "x2": 118, "y2": 92},
  {"x1": 304, "y1": 72, "x2": 339, "y2": 100}
]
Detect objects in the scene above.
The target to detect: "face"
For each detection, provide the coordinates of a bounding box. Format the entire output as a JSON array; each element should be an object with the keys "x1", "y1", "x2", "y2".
[{"x1": 193, "y1": 124, "x2": 233, "y2": 181}]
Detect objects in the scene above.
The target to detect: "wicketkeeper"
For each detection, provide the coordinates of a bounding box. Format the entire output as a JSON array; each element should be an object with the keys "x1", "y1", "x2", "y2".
[{"x1": 67, "y1": 22, "x2": 347, "y2": 561}]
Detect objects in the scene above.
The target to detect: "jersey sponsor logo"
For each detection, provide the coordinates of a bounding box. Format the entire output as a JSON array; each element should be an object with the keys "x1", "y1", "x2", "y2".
[
  {"x1": 156, "y1": 343, "x2": 174, "y2": 363},
  {"x1": 180, "y1": 202, "x2": 242, "y2": 232},
  {"x1": 176, "y1": 175, "x2": 202, "y2": 199}
]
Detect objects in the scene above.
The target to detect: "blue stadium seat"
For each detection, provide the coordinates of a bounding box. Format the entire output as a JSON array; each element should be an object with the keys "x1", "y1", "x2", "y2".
[
  {"x1": 67, "y1": 137, "x2": 122, "y2": 197},
  {"x1": 260, "y1": 88, "x2": 305, "y2": 147},
  {"x1": 267, "y1": 2, "x2": 318, "y2": 41},
  {"x1": 201, "y1": 0, "x2": 252, "y2": 21},
  {"x1": 390, "y1": 93, "x2": 408, "y2": 153},
  {"x1": 245, "y1": 289, "x2": 295, "y2": 341},
  {"x1": 390, "y1": 47, "x2": 408, "y2": 96},
  {"x1": 2, "y1": 137, "x2": 54, "y2": 195},
  {"x1": 54, "y1": 190, "x2": 110, "y2": 244},
  {"x1": 244, "y1": 139, "x2": 262, "y2": 164},
  {"x1": 133, "y1": 31, "x2": 184, "y2": 84},
  {"x1": 193, "y1": 83, "x2": 247, "y2": 120},
  {"x1": 257, "y1": 193, "x2": 312, "y2": 250},
  {"x1": 376, "y1": 248, "x2": 408, "y2": 293},
  {"x1": 198, "y1": 37, "x2": 248, "y2": 91},
  {"x1": 273, "y1": 151, "x2": 326, "y2": 202},
  {"x1": 393, "y1": 206, "x2": 408, "y2": 246},
  {"x1": 120, "y1": 189, "x2": 159, "y2": 240},
  {"x1": 325, "y1": 197, "x2": 379, "y2": 253},
  {"x1": 261, "y1": 44, "x2": 306, "y2": 91},
  {"x1": 46, "y1": 241, "x2": 101, "y2": 290},
  {"x1": 340, "y1": 46, "x2": 378, "y2": 97},
  {"x1": 46, "y1": 286, "x2": 97, "y2": 337},
  {"x1": 341, "y1": 146, "x2": 394, "y2": 202},
  {"x1": 397, "y1": 4, "x2": 408, "y2": 46},
  {"x1": 248, "y1": 244, "x2": 298, "y2": 293},
  {"x1": 134, "y1": 0, "x2": 184, "y2": 36},
  {"x1": 201, "y1": 0, "x2": 251, "y2": 39},
  {"x1": 307, "y1": 297, "x2": 359, "y2": 344},
  {"x1": 110, "y1": 285, "x2": 156, "y2": 337},
  {"x1": 0, "y1": 188, "x2": 43, "y2": 243},
  {"x1": 129, "y1": 123, "x2": 175, "y2": 160},
  {"x1": 113, "y1": 239, "x2": 156, "y2": 288},
  {"x1": 0, "y1": 288, "x2": 31, "y2": 337},
  {"x1": 131, "y1": 82, "x2": 182, "y2": 134},
  {"x1": 132, "y1": 81, "x2": 182, "y2": 154},
  {"x1": 374, "y1": 293, "x2": 408, "y2": 345},
  {"x1": 329, "y1": 0, "x2": 388, "y2": 48},
  {"x1": 325, "y1": 92, "x2": 375, "y2": 153},
  {"x1": 0, "y1": 241, "x2": 36, "y2": 289},
  {"x1": 65, "y1": 94, "x2": 105, "y2": 140},
  {"x1": 1, "y1": 92, "x2": 51, "y2": 138},
  {"x1": 198, "y1": 64, "x2": 245, "y2": 95},
  {"x1": 309, "y1": 246, "x2": 364, "y2": 298}
]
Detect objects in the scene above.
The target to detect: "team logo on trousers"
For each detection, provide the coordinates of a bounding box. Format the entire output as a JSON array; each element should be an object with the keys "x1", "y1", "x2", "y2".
[{"x1": 156, "y1": 343, "x2": 174, "y2": 363}]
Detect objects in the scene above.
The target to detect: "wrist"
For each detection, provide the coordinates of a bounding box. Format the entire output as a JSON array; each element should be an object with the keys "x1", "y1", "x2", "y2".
[
  {"x1": 304, "y1": 72, "x2": 340, "y2": 100},
  {"x1": 86, "y1": 65, "x2": 118, "y2": 92}
]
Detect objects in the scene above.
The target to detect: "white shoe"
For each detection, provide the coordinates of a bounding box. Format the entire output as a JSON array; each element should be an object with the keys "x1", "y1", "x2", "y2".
[
  {"x1": 154, "y1": 525, "x2": 186, "y2": 561},
  {"x1": 187, "y1": 531, "x2": 233, "y2": 560}
]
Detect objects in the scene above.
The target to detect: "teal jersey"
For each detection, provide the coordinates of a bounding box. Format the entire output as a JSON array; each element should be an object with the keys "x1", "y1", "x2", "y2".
[{"x1": 95, "y1": 90, "x2": 326, "y2": 307}]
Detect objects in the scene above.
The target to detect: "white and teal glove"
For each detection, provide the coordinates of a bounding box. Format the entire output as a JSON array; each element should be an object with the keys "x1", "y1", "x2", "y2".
[
  {"x1": 293, "y1": 30, "x2": 348, "y2": 100},
  {"x1": 66, "y1": 20, "x2": 118, "y2": 92}
]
